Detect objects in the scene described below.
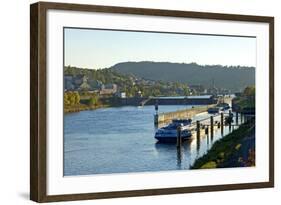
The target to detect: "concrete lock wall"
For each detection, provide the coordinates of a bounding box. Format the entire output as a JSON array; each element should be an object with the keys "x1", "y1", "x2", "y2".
[{"x1": 155, "y1": 105, "x2": 216, "y2": 124}]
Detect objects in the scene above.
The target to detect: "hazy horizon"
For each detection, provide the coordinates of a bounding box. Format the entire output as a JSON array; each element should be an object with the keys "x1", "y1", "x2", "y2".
[{"x1": 64, "y1": 28, "x2": 256, "y2": 70}]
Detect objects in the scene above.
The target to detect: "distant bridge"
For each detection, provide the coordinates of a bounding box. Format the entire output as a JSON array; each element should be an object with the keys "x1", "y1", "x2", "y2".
[{"x1": 140, "y1": 95, "x2": 217, "y2": 106}]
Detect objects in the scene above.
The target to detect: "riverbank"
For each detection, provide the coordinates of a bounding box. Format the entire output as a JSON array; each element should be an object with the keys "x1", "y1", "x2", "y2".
[
  {"x1": 64, "y1": 104, "x2": 108, "y2": 113},
  {"x1": 191, "y1": 121, "x2": 255, "y2": 169}
]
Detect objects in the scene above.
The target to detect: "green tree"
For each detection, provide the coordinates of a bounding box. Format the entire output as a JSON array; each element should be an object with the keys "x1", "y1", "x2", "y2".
[
  {"x1": 64, "y1": 93, "x2": 70, "y2": 106},
  {"x1": 69, "y1": 93, "x2": 76, "y2": 105},
  {"x1": 73, "y1": 91, "x2": 80, "y2": 104},
  {"x1": 89, "y1": 95, "x2": 99, "y2": 107},
  {"x1": 183, "y1": 86, "x2": 190, "y2": 96},
  {"x1": 243, "y1": 86, "x2": 255, "y2": 96}
]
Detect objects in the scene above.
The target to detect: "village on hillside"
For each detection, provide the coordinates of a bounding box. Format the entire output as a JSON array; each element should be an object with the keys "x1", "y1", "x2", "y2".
[{"x1": 64, "y1": 68, "x2": 232, "y2": 98}]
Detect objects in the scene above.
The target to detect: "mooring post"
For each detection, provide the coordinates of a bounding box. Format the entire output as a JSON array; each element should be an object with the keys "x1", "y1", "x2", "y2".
[
  {"x1": 177, "y1": 126, "x2": 182, "y2": 148},
  {"x1": 154, "y1": 114, "x2": 159, "y2": 126},
  {"x1": 220, "y1": 112, "x2": 224, "y2": 134},
  {"x1": 155, "y1": 99, "x2": 158, "y2": 113},
  {"x1": 196, "y1": 121, "x2": 200, "y2": 151},
  {"x1": 196, "y1": 120, "x2": 200, "y2": 139},
  {"x1": 210, "y1": 116, "x2": 214, "y2": 138},
  {"x1": 228, "y1": 110, "x2": 232, "y2": 130}
]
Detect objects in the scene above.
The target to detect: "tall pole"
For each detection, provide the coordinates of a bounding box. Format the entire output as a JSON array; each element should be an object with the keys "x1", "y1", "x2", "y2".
[
  {"x1": 210, "y1": 116, "x2": 214, "y2": 139},
  {"x1": 229, "y1": 110, "x2": 232, "y2": 131},
  {"x1": 155, "y1": 99, "x2": 158, "y2": 114},
  {"x1": 177, "y1": 126, "x2": 182, "y2": 148},
  {"x1": 154, "y1": 99, "x2": 159, "y2": 126},
  {"x1": 221, "y1": 112, "x2": 224, "y2": 135},
  {"x1": 196, "y1": 121, "x2": 200, "y2": 152},
  {"x1": 196, "y1": 121, "x2": 200, "y2": 139}
]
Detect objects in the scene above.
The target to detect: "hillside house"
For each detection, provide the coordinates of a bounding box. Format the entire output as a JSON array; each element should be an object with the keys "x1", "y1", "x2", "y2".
[{"x1": 100, "y1": 84, "x2": 118, "y2": 95}]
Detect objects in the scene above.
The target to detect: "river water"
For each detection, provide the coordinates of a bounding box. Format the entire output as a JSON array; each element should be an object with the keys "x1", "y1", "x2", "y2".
[{"x1": 64, "y1": 105, "x2": 239, "y2": 176}]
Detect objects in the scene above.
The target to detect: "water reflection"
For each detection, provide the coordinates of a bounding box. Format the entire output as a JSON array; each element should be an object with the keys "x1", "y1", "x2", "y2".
[
  {"x1": 154, "y1": 140, "x2": 193, "y2": 169},
  {"x1": 176, "y1": 147, "x2": 182, "y2": 168},
  {"x1": 207, "y1": 134, "x2": 210, "y2": 148}
]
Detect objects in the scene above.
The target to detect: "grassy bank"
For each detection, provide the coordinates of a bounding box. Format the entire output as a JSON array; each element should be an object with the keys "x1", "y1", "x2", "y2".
[
  {"x1": 191, "y1": 122, "x2": 255, "y2": 169},
  {"x1": 64, "y1": 104, "x2": 108, "y2": 113}
]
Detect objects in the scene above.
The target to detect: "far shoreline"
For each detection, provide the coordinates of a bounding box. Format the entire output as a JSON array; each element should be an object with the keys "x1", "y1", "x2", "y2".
[{"x1": 64, "y1": 104, "x2": 109, "y2": 114}]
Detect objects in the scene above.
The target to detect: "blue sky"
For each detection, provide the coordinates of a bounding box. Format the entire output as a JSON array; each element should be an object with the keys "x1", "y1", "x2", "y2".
[{"x1": 64, "y1": 28, "x2": 256, "y2": 69}]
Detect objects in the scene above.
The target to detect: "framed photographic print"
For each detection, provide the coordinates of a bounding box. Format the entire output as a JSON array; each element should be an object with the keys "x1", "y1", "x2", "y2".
[{"x1": 30, "y1": 1, "x2": 274, "y2": 202}]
